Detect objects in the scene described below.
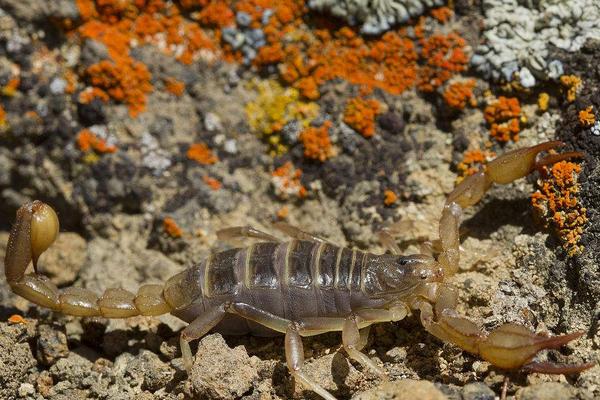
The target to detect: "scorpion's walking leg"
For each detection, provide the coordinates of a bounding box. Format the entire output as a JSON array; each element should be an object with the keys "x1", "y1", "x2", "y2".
[
  {"x1": 272, "y1": 221, "x2": 329, "y2": 243},
  {"x1": 216, "y1": 226, "x2": 280, "y2": 243},
  {"x1": 228, "y1": 303, "x2": 335, "y2": 400},
  {"x1": 418, "y1": 141, "x2": 592, "y2": 373},
  {"x1": 286, "y1": 325, "x2": 336, "y2": 400},
  {"x1": 340, "y1": 306, "x2": 409, "y2": 376},
  {"x1": 180, "y1": 304, "x2": 227, "y2": 372}
]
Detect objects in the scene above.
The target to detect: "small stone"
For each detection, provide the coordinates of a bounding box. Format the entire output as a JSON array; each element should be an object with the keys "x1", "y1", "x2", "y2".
[
  {"x1": 378, "y1": 111, "x2": 405, "y2": 134},
  {"x1": 191, "y1": 334, "x2": 258, "y2": 400},
  {"x1": 18, "y1": 383, "x2": 35, "y2": 397},
  {"x1": 516, "y1": 382, "x2": 575, "y2": 400},
  {"x1": 223, "y1": 139, "x2": 238, "y2": 154},
  {"x1": 49, "y1": 77, "x2": 67, "y2": 94},
  {"x1": 353, "y1": 379, "x2": 448, "y2": 400},
  {"x1": 204, "y1": 112, "x2": 223, "y2": 132},
  {"x1": 36, "y1": 324, "x2": 69, "y2": 367},
  {"x1": 236, "y1": 11, "x2": 251, "y2": 27},
  {"x1": 462, "y1": 382, "x2": 495, "y2": 400}
]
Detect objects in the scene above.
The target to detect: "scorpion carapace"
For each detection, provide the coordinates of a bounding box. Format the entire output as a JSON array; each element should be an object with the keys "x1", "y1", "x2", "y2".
[{"x1": 3, "y1": 141, "x2": 593, "y2": 400}]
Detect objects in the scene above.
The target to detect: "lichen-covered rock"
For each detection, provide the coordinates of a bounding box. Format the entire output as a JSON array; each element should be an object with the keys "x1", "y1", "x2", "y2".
[
  {"x1": 308, "y1": 0, "x2": 446, "y2": 34},
  {"x1": 191, "y1": 334, "x2": 258, "y2": 400},
  {"x1": 472, "y1": 0, "x2": 600, "y2": 86}
]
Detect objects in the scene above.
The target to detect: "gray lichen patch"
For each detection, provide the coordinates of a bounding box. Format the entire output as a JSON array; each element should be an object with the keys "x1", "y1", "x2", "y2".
[
  {"x1": 471, "y1": 0, "x2": 600, "y2": 87},
  {"x1": 308, "y1": 0, "x2": 446, "y2": 34}
]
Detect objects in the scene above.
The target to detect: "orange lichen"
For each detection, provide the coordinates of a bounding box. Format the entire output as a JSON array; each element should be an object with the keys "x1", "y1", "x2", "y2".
[
  {"x1": 195, "y1": 1, "x2": 235, "y2": 27},
  {"x1": 456, "y1": 148, "x2": 496, "y2": 183},
  {"x1": 187, "y1": 143, "x2": 218, "y2": 165},
  {"x1": 579, "y1": 106, "x2": 595, "y2": 127},
  {"x1": 383, "y1": 189, "x2": 398, "y2": 206},
  {"x1": 343, "y1": 97, "x2": 382, "y2": 138},
  {"x1": 77, "y1": 128, "x2": 117, "y2": 154},
  {"x1": 560, "y1": 75, "x2": 582, "y2": 103},
  {"x1": 164, "y1": 77, "x2": 186, "y2": 96},
  {"x1": 276, "y1": 205, "x2": 289, "y2": 219},
  {"x1": 271, "y1": 161, "x2": 307, "y2": 200},
  {"x1": 531, "y1": 160, "x2": 587, "y2": 256},
  {"x1": 74, "y1": 0, "x2": 218, "y2": 116},
  {"x1": 430, "y1": 7, "x2": 453, "y2": 23},
  {"x1": 484, "y1": 96, "x2": 522, "y2": 143},
  {"x1": 280, "y1": 28, "x2": 419, "y2": 99},
  {"x1": 8, "y1": 314, "x2": 26, "y2": 324},
  {"x1": 2, "y1": 77, "x2": 20, "y2": 97},
  {"x1": 0, "y1": 105, "x2": 6, "y2": 127},
  {"x1": 443, "y1": 79, "x2": 476, "y2": 109},
  {"x1": 202, "y1": 175, "x2": 222, "y2": 190},
  {"x1": 299, "y1": 120, "x2": 334, "y2": 161},
  {"x1": 78, "y1": 87, "x2": 110, "y2": 103},
  {"x1": 85, "y1": 59, "x2": 152, "y2": 117},
  {"x1": 163, "y1": 217, "x2": 183, "y2": 238},
  {"x1": 417, "y1": 32, "x2": 468, "y2": 92}
]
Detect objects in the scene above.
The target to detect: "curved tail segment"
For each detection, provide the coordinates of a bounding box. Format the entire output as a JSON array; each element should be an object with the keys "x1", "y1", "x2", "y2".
[{"x1": 4, "y1": 201, "x2": 173, "y2": 318}]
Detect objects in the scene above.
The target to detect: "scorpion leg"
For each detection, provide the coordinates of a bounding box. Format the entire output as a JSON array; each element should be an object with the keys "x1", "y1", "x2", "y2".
[
  {"x1": 216, "y1": 226, "x2": 280, "y2": 243},
  {"x1": 180, "y1": 304, "x2": 227, "y2": 373},
  {"x1": 272, "y1": 221, "x2": 329, "y2": 243},
  {"x1": 228, "y1": 303, "x2": 335, "y2": 399},
  {"x1": 440, "y1": 141, "x2": 583, "y2": 276},
  {"x1": 286, "y1": 325, "x2": 336, "y2": 400}
]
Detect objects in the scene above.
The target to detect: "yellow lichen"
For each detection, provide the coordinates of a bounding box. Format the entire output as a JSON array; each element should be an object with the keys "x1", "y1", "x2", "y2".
[
  {"x1": 538, "y1": 92, "x2": 549, "y2": 112},
  {"x1": 244, "y1": 78, "x2": 319, "y2": 155},
  {"x1": 560, "y1": 75, "x2": 582, "y2": 103}
]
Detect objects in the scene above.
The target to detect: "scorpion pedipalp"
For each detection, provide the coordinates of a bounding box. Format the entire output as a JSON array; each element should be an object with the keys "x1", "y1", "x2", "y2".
[{"x1": 414, "y1": 141, "x2": 592, "y2": 375}]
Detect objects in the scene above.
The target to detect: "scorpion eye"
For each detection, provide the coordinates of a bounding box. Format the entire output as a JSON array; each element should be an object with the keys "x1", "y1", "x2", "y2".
[{"x1": 419, "y1": 270, "x2": 429, "y2": 280}]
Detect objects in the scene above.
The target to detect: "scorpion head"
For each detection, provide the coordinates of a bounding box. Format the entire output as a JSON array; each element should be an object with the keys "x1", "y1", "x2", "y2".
[{"x1": 363, "y1": 254, "x2": 444, "y2": 299}]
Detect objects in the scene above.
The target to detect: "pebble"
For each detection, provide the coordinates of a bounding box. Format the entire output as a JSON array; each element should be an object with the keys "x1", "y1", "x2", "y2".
[
  {"x1": 191, "y1": 334, "x2": 258, "y2": 400},
  {"x1": 353, "y1": 379, "x2": 448, "y2": 400},
  {"x1": 18, "y1": 383, "x2": 35, "y2": 398},
  {"x1": 462, "y1": 382, "x2": 495, "y2": 400}
]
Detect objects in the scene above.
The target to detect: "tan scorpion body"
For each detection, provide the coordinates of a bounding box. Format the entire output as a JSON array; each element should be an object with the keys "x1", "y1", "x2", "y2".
[{"x1": 4, "y1": 141, "x2": 593, "y2": 399}]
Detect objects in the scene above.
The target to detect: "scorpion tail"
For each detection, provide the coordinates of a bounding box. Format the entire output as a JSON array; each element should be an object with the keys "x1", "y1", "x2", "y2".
[{"x1": 4, "y1": 201, "x2": 173, "y2": 318}]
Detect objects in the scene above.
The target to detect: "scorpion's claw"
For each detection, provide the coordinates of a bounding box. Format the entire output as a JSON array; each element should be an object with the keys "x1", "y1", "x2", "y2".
[
  {"x1": 418, "y1": 291, "x2": 593, "y2": 374},
  {"x1": 478, "y1": 324, "x2": 590, "y2": 372},
  {"x1": 5, "y1": 201, "x2": 59, "y2": 283},
  {"x1": 522, "y1": 360, "x2": 596, "y2": 375}
]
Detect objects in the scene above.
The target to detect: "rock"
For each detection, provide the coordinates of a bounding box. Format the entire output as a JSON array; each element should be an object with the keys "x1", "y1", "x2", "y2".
[
  {"x1": 353, "y1": 379, "x2": 448, "y2": 400},
  {"x1": 36, "y1": 324, "x2": 69, "y2": 367},
  {"x1": 120, "y1": 349, "x2": 175, "y2": 393},
  {"x1": 462, "y1": 382, "x2": 495, "y2": 400},
  {"x1": 191, "y1": 334, "x2": 258, "y2": 400},
  {"x1": 39, "y1": 232, "x2": 86, "y2": 287},
  {"x1": 0, "y1": 0, "x2": 78, "y2": 22},
  {"x1": 0, "y1": 323, "x2": 37, "y2": 399},
  {"x1": 516, "y1": 382, "x2": 576, "y2": 400},
  {"x1": 49, "y1": 352, "x2": 94, "y2": 383}
]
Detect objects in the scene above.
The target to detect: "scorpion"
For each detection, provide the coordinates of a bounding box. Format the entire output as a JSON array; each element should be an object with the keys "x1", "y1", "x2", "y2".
[{"x1": 3, "y1": 141, "x2": 593, "y2": 399}]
